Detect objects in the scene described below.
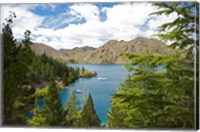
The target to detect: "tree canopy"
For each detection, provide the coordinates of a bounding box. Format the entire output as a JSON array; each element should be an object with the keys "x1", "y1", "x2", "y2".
[
  {"x1": 108, "y1": 2, "x2": 197, "y2": 128},
  {"x1": 108, "y1": 53, "x2": 194, "y2": 128},
  {"x1": 2, "y1": 12, "x2": 98, "y2": 127},
  {"x1": 80, "y1": 94, "x2": 101, "y2": 127},
  {"x1": 151, "y1": 2, "x2": 198, "y2": 52}
]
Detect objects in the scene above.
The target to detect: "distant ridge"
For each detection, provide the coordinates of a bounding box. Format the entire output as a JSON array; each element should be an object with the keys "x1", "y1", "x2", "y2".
[
  {"x1": 30, "y1": 43, "x2": 68, "y2": 62},
  {"x1": 60, "y1": 37, "x2": 176, "y2": 64},
  {"x1": 28, "y1": 37, "x2": 176, "y2": 64}
]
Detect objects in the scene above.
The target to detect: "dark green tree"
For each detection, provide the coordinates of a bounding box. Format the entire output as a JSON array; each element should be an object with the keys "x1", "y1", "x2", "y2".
[
  {"x1": 81, "y1": 67, "x2": 85, "y2": 74},
  {"x1": 108, "y1": 53, "x2": 194, "y2": 128},
  {"x1": 44, "y1": 79, "x2": 65, "y2": 126},
  {"x1": 3, "y1": 11, "x2": 18, "y2": 125},
  {"x1": 151, "y1": 2, "x2": 198, "y2": 128},
  {"x1": 64, "y1": 90, "x2": 81, "y2": 126},
  {"x1": 3, "y1": 12, "x2": 35, "y2": 125},
  {"x1": 2, "y1": 12, "x2": 84, "y2": 127},
  {"x1": 150, "y1": 2, "x2": 198, "y2": 54},
  {"x1": 80, "y1": 94, "x2": 100, "y2": 127},
  {"x1": 108, "y1": 2, "x2": 198, "y2": 128}
]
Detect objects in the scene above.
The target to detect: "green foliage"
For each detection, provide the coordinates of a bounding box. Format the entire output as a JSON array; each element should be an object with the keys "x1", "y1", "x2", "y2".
[
  {"x1": 64, "y1": 90, "x2": 81, "y2": 127},
  {"x1": 151, "y1": 2, "x2": 198, "y2": 128},
  {"x1": 65, "y1": 90, "x2": 76, "y2": 108},
  {"x1": 80, "y1": 94, "x2": 101, "y2": 127},
  {"x1": 35, "y1": 86, "x2": 49, "y2": 98},
  {"x1": 108, "y1": 53, "x2": 194, "y2": 128},
  {"x1": 2, "y1": 12, "x2": 99, "y2": 127},
  {"x1": 27, "y1": 108, "x2": 47, "y2": 126},
  {"x1": 150, "y1": 2, "x2": 199, "y2": 56},
  {"x1": 3, "y1": 12, "x2": 35, "y2": 125},
  {"x1": 26, "y1": 52, "x2": 80, "y2": 87},
  {"x1": 44, "y1": 80, "x2": 66, "y2": 126},
  {"x1": 80, "y1": 70, "x2": 96, "y2": 78},
  {"x1": 79, "y1": 66, "x2": 96, "y2": 78},
  {"x1": 107, "y1": 105, "x2": 127, "y2": 128},
  {"x1": 109, "y1": 2, "x2": 197, "y2": 128}
]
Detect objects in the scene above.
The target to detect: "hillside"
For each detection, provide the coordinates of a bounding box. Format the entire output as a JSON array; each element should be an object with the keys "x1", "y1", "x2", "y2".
[
  {"x1": 29, "y1": 37, "x2": 176, "y2": 64},
  {"x1": 30, "y1": 43, "x2": 69, "y2": 62},
  {"x1": 60, "y1": 37, "x2": 176, "y2": 64},
  {"x1": 60, "y1": 46, "x2": 96, "y2": 63}
]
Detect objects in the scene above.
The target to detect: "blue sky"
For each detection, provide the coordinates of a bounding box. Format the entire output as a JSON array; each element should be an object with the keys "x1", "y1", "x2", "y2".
[
  {"x1": 1, "y1": 3, "x2": 178, "y2": 49},
  {"x1": 29, "y1": 3, "x2": 120, "y2": 29}
]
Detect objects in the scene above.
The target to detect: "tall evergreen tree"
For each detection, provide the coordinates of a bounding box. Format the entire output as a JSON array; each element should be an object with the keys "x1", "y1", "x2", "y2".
[
  {"x1": 108, "y1": 2, "x2": 197, "y2": 129},
  {"x1": 3, "y1": 12, "x2": 35, "y2": 125},
  {"x1": 108, "y1": 53, "x2": 194, "y2": 128},
  {"x1": 150, "y1": 2, "x2": 198, "y2": 128},
  {"x1": 64, "y1": 90, "x2": 81, "y2": 126},
  {"x1": 44, "y1": 79, "x2": 65, "y2": 126},
  {"x1": 80, "y1": 94, "x2": 100, "y2": 127},
  {"x1": 3, "y1": 11, "x2": 18, "y2": 125}
]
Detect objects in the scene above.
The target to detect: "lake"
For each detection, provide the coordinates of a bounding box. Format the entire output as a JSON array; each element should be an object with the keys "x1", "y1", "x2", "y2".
[{"x1": 38, "y1": 64, "x2": 132, "y2": 125}]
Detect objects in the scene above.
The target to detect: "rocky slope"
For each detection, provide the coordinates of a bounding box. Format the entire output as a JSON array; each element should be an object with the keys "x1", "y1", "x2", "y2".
[
  {"x1": 29, "y1": 37, "x2": 176, "y2": 64},
  {"x1": 60, "y1": 37, "x2": 176, "y2": 64}
]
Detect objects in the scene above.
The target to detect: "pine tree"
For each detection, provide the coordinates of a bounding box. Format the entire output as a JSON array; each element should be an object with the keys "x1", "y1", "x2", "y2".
[
  {"x1": 150, "y1": 2, "x2": 198, "y2": 128},
  {"x1": 80, "y1": 94, "x2": 100, "y2": 127},
  {"x1": 44, "y1": 79, "x2": 65, "y2": 126},
  {"x1": 108, "y1": 2, "x2": 197, "y2": 129},
  {"x1": 108, "y1": 53, "x2": 194, "y2": 128},
  {"x1": 3, "y1": 12, "x2": 35, "y2": 125},
  {"x1": 150, "y1": 2, "x2": 198, "y2": 54},
  {"x1": 64, "y1": 90, "x2": 81, "y2": 126},
  {"x1": 3, "y1": 11, "x2": 18, "y2": 125}
]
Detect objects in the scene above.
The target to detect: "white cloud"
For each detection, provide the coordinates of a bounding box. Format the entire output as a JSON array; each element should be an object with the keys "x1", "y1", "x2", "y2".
[
  {"x1": 1, "y1": 3, "x2": 178, "y2": 50},
  {"x1": 103, "y1": 3, "x2": 155, "y2": 26},
  {"x1": 147, "y1": 12, "x2": 178, "y2": 30},
  {"x1": 1, "y1": 4, "x2": 44, "y2": 40},
  {"x1": 69, "y1": 3, "x2": 100, "y2": 22}
]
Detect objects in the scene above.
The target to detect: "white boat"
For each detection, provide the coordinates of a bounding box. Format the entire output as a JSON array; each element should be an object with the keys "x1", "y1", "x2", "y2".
[
  {"x1": 75, "y1": 89, "x2": 82, "y2": 93},
  {"x1": 97, "y1": 74, "x2": 107, "y2": 80},
  {"x1": 97, "y1": 77, "x2": 107, "y2": 80}
]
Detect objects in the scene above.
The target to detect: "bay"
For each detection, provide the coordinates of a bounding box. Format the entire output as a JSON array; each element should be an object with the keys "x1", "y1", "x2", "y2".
[{"x1": 38, "y1": 64, "x2": 131, "y2": 125}]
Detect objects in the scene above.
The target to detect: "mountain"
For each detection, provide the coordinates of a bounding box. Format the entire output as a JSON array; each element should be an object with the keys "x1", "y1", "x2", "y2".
[
  {"x1": 60, "y1": 46, "x2": 96, "y2": 63},
  {"x1": 29, "y1": 37, "x2": 176, "y2": 64},
  {"x1": 60, "y1": 37, "x2": 176, "y2": 64},
  {"x1": 30, "y1": 43, "x2": 69, "y2": 62}
]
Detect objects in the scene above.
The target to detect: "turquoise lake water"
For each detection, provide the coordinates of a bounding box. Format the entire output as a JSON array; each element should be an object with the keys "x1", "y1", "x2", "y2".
[{"x1": 38, "y1": 64, "x2": 132, "y2": 125}]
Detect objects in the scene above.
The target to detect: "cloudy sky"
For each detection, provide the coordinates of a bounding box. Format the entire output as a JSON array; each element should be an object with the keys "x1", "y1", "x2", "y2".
[{"x1": 1, "y1": 3, "x2": 177, "y2": 49}]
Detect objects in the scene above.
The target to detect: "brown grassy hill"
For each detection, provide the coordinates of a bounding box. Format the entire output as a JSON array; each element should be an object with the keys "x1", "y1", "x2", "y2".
[
  {"x1": 27, "y1": 37, "x2": 176, "y2": 64},
  {"x1": 60, "y1": 46, "x2": 96, "y2": 63},
  {"x1": 60, "y1": 37, "x2": 176, "y2": 64},
  {"x1": 30, "y1": 43, "x2": 68, "y2": 62}
]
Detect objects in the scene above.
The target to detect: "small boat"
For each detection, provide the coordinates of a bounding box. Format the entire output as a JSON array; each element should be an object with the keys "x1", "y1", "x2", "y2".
[
  {"x1": 75, "y1": 89, "x2": 82, "y2": 93},
  {"x1": 97, "y1": 77, "x2": 107, "y2": 80},
  {"x1": 97, "y1": 73, "x2": 107, "y2": 80}
]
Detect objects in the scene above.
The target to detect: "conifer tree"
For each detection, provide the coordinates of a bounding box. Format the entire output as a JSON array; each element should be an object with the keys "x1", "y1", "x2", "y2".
[
  {"x1": 3, "y1": 12, "x2": 35, "y2": 125},
  {"x1": 80, "y1": 94, "x2": 101, "y2": 127},
  {"x1": 44, "y1": 79, "x2": 65, "y2": 126},
  {"x1": 108, "y1": 2, "x2": 197, "y2": 129},
  {"x1": 64, "y1": 90, "x2": 81, "y2": 126},
  {"x1": 150, "y1": 2, "x2": 198, "y2": 128},
  {"x1": 150, "y1": 2, "x2": 198, "y2": 54},
  {"x1": 108, "y1": 53, "x2": 194, "y2": 128},
  {"x1": 3, "y1": 11, "x2": 18, "y2": 125}
]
